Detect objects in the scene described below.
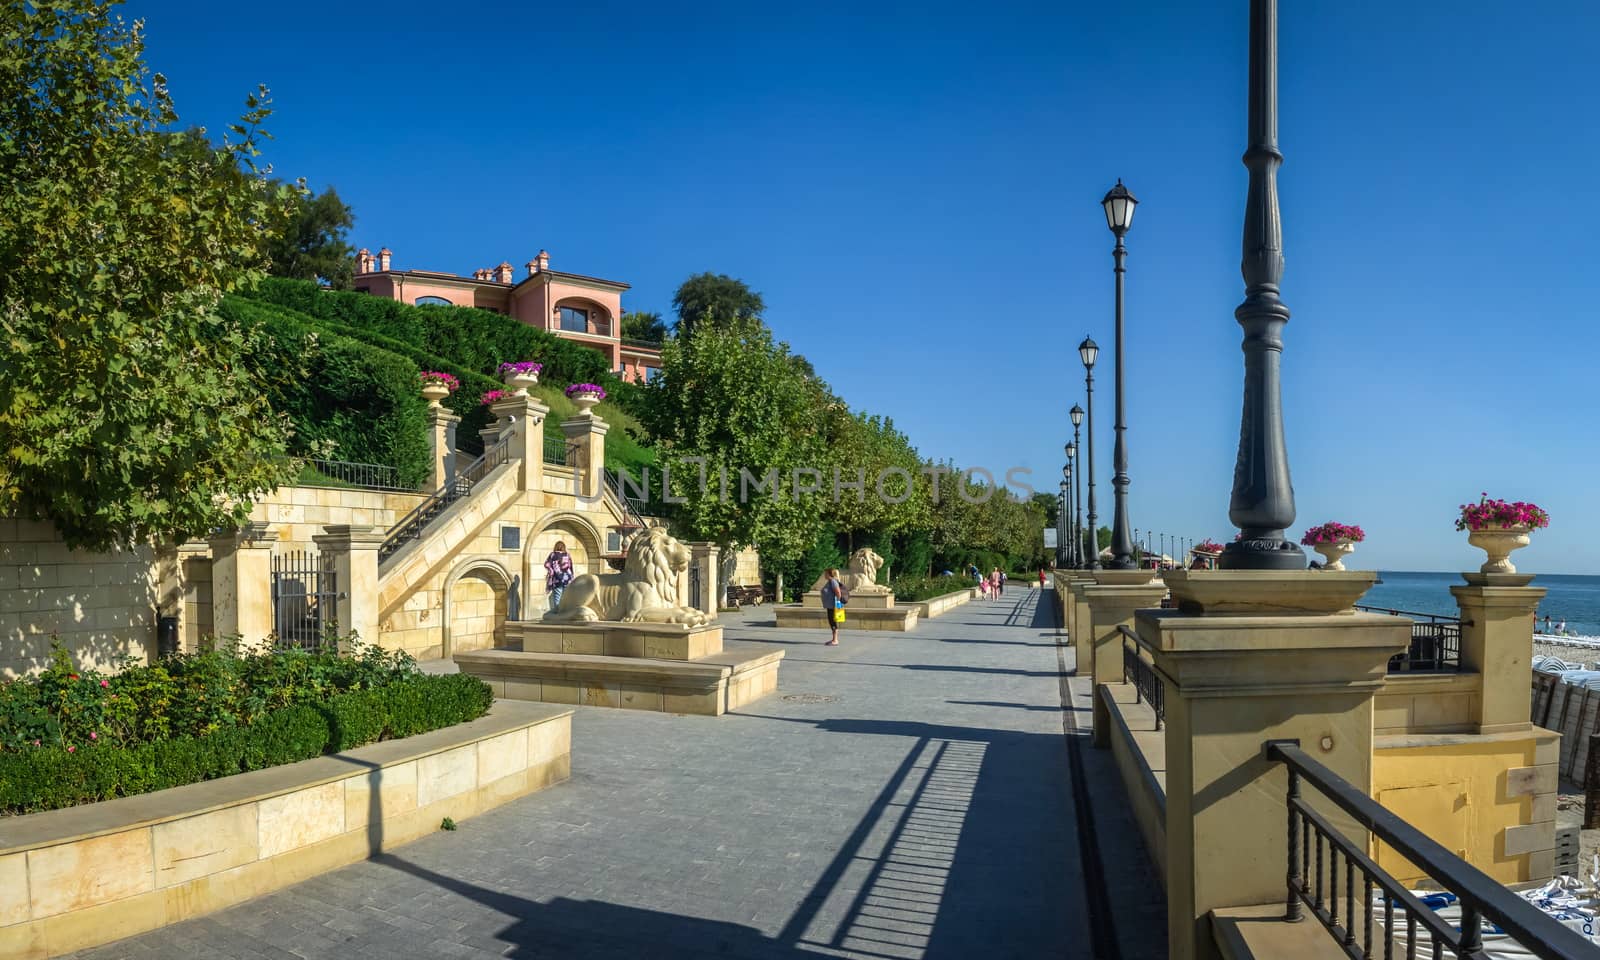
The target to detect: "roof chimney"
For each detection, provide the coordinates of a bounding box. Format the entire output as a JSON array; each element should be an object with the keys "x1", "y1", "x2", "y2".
[
  {"x1": 534, "y1": 249, "x2": 550, "y2": 272},
  {"x1": 494, "y1": 261, "x2": 514, "y2": 284},
  {"x1": 356, "y1": 248, "x2": 373, "y2": 274},
  {"x1": 377, "y1": 247, "x2": 392, "y2": 271}
]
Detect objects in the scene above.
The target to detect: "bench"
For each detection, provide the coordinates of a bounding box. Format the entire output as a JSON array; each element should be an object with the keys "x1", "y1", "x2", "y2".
[{"x1": 727, "y1": 584, "x2": 765, "y2": 607}]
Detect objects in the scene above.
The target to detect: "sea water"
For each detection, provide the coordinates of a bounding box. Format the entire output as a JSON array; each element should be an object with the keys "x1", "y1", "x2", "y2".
[{"x1": 1363, "y1": 571, "x2": 1600, "y2": 638}]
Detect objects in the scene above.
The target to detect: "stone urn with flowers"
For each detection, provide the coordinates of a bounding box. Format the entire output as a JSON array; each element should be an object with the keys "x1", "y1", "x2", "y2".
[
  {"x1": 1300, "y1": 522, "x2": 1364, "y2": 572},
  {"x1": 1456, "y1": 494, "x2": 1549, "y2": 574},
  {"x1": 565, "y1": 382, "x2": 607, "y2": 416},
  {"x1": 498, "y1": 361, "x2": 542, "y2": 395},
  {"x1": 419, "y1": 371, "x2": 459, "y2": 408}
]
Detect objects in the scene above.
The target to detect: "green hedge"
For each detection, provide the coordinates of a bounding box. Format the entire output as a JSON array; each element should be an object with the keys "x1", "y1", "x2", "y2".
[
  {"x1": 888, "y1": 575, "x2": 975, "y2": 604},
  {"x1": 223, "y1": 297, "x2": 432, "y2": 488},
  {"x1": 250, "y1": 277, "x2": 618, "y2": 389},
  {"x1": 0, "y1": 674, "x2": 492, "y2": 815}
]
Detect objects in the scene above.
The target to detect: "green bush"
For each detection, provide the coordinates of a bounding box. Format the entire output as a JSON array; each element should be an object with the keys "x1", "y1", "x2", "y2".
[
  {"x1": 888, "y1": 575, "x2": 974, "y2": 604},
  {"x1": 224, "y1": 297, "x2": 431, "y2": 487},
  {"x1": 0, "y1": 673, "x2": 492, "y2": 815}
]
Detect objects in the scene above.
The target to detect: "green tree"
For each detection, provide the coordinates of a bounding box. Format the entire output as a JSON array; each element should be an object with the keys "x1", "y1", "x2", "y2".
[
  {"x1": 264, "y1": 185, "x2": 355, "y2": 289},
  {"x1": 640, "y1": 316, "x2": 824, "y2": 571},
  {"x1": 620, "y1": 310, "x2": 668, "y2": 343},
  {"x1": 0, "y1": 0, "x2": 298, "y2": 549},
  {"x1": 671, "y1": 272, "x2": 765, "y2": 335}
]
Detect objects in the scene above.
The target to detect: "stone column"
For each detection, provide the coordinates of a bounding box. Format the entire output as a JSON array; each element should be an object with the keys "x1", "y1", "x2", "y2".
[
  {"x1": 1084, "y1": 573, "x2": 1168, "y2": 747},
  {"x1": 488, "y1": 394, "x2": 550, "y2": 492},
  {"x1": 1144, "y1": 570, "x2": 1409, "y2": 960},
  {"x1": 1451, "y1": 574, "x2": 1547, "y2": 734},
  {"x1": 428, "y1": 406, "x2": 461, "y2": 491},
  {"x1": 208, "y1": 522, "x2": 277, "y2": 649},
  {"x1": 688, "y1": 542, "x2": 720, "y2": 616},
  {"x1": 312, "y1": 524, "x2": 386, "y2": 648},
  {"x1": 177, "y1": 540, "x2": 211, "y2": 653},
  {"x1": 561, "y1": 412, "x2": 609, "y2": 500}
]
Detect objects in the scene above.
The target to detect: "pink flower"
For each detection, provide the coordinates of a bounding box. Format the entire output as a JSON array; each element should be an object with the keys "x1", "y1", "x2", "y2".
[
  {"x1": 99, "y1": 679, "x2": 108, "y2": 688},
  {"x1": 67, "y1": 746, "x2": 75, "y2": 753},
  {"x1": 89, "y1": 731, "x2": 98, "y2": 740},
  {"x1": 32, "y1": 739, "x2": 40, "y2": 747}
]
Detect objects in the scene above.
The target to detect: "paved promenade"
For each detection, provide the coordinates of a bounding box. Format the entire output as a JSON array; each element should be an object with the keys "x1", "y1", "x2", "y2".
[{"x1": 67, "y1": 585, "x2": 1164, "y2": 960}]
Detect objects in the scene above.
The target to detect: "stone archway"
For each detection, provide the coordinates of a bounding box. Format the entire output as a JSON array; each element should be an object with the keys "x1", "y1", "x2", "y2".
[
  {"x1": 443, "y1": 559, "x2": 513, "y2": 656},
  {"x1": 525, "y1": 513, "x2": 605, "y2": 618}
]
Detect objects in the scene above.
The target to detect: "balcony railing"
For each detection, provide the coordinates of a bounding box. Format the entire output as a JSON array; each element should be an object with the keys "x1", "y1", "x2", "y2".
[
  {"x1": 1355, "y1": 605, "x2": 1463, "y2": 673},
  {"x1": 1265, "y1": 740, "x2": 1594, "y2": 959},
  {"x1": 621, "y1": 337, "x2": 665, "y2": 351},
  {"x1": 543, "y1": 434, "x2": 573, "y2": 465},
  {"x1": 1118, "y1": 625, "x2": 1164, "y2": 729}
]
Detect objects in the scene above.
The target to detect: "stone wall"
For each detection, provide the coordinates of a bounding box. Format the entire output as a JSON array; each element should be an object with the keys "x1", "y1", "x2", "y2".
[
  {"x1": 0, "y1": 520, "x2": 161, "y2": 679},
  {"x1": 250, "y1": 485, "x2": 426, "y2": 552}
]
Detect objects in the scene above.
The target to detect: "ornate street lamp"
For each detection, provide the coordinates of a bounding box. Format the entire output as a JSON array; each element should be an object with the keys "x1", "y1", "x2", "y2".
[
  {"x1": 1069, "y1": 405, "x2": 1085, "y2": 569},
  {"x1": 1058, "y1": 481, "x2": 1070, "y2": 567},
  {"x1": 1220, "y1": 0, "x2": 1304, "y2": 570},
  {"x1": 1078, "y1": 338, "x2": 1100, "y2": 570},
  {"x1": 1103, "y1": 180, "x2": 1139, "y2": 570}
]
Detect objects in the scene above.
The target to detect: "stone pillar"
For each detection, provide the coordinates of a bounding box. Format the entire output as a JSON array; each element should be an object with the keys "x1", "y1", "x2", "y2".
[
  {"x1": 688, "y1": 542, "x2": 720, "y2": 617},
  {"x1": 488, "y1": 394, "x2": 550, "y2": 492},
  {"x1": 208, "y1": 522, "x2": 277, "y2": 649},
  {"x1": 428, "y1": 406, "x2": 461, "y2": 491},
  {"x1": 1068, "y1": 579, "x2": 1097, "y2": 675},
  {"x1": 312, "y1": 524, "x2": 386, "y2": 647},
  {"x1": 561, "y1": 412, "x2": 609, "y2": 500},
  {"x1": 1084, "y1": 573, "x2": 1167, "y2": 747},
  {"x1": 177, "y1": 540, "x2": 211, "y2": 653},
  {"x1": 1144, "y1": 570, "x2": 1409, "y2": 960},
  {"x1": 1451, "y1": 574, "x2": 1547, "y2": 734}
]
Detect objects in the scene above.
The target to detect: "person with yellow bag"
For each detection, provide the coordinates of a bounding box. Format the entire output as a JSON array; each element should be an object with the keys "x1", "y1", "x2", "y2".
[{"x1": 820, "y1": 567, "x2": 849, "y2": 646}]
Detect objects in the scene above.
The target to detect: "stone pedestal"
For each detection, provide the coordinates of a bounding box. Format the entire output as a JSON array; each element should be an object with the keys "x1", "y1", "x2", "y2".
[
  {"x1": 208, "y1": 522, "x2": 277, "y2": 648},
  {"x1": 1084, "y1": 577, "x2": 1168, "y2": 747},
  {"x1": 1451, "y1": 575, "x2": 1545, "y2": 734},
  {"x1": 427, "y1": 406, "x2": 460, "y2": 491},
  {"x1": 311, "y1": 524, "x2": 386, "y2": 647},
  {"x1": 688, "y1": 542, "x2": 720, "y2": 616},
  {"x1": 488, "y1": 394, "x2": 550, "y2": 492},
  {"x1": 561, "y1": 413, "x2": 609, "y2": 499},
  {"x1": 801, "y1": 589, "x2": 894, "y2": 610},
  {"x1": 511, "y1": 620, "x2": 723, "y2": 660},
  {"x1": 1068, "y1": 579, "x2": 1097, "y2": 675},
  {"x1": 1142, "y1": 570, "x2": 1409, "y2": 960}
]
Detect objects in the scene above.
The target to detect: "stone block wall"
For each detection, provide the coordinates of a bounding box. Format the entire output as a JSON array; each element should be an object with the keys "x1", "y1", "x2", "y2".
[
  {"x1": 0, "y1": 520, "x2": 160, "y2": 679},
  {"x1": 251, "y1": 486, "x2": 426, "y2": 552}
]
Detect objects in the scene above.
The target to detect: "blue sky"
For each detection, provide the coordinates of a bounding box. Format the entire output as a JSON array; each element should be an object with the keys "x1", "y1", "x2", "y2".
[{"x1": 129, "y1": 0, "x2": 1600, "y2": 573}]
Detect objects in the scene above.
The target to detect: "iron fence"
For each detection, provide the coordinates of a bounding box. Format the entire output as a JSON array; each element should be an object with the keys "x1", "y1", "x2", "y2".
[
  {"x1": 544, "y1": 434, "x2": 572, "y2": 465},
  {"x1": 1117, "y1": 625, "x2": 1164, "y2": 729},
  {"x1": 1355, "y1": 605, "x2": 1463, "y2": 673},
  {"x1": 270, "y1": 551, "x2": 339, "y2": 649},
  {"x1": 302, "y1": 459, "x2": 409, "y2": 491},
  {"x1": 1265, "y1": 739, "x2": 1594, "y2": 960}
]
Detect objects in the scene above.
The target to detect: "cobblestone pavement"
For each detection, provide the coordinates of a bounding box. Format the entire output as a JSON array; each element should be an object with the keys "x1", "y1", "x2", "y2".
[{"x1": 67, "y1": 585, "x2": 1165, "y2": 960}]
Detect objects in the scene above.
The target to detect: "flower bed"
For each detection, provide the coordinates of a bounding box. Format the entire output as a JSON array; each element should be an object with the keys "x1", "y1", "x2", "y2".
[
  {"x1": 1456, "y1": 494, "x2": 1550, "y2": 531},
  {"x1": 0, "y1": 643, "x2": 492, "y2": 815},
  {"x1": 889, "y1": 575, "x2": 974, "y2": 604},
  {"x1": 1301, "y1": 522, "x2": 1364, "y2": 545}
]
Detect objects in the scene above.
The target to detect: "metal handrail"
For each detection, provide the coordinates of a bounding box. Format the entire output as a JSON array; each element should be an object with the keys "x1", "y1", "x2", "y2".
[
  {"x1": 1356, "y1": 606, "x2": 1465, "y2": 673},
  {"x1": 620, "y1": 336, "x2": 664, "y2": 350},
  {"x1": 602, "y1": 466, "x2": 650, "y2": 556},
  {"x1": 378, "y1": 434, "x2": 513, "y2": 565},
  {"x1": 1354, "y1": 604, "x2": 1459, "y2": 625},
  {"x1": 1116, "y1": 625, "x2": 1164, "y2": 729},
  {"x1": 1265, "y1": 740, "x2": 1596, "y2": 960}
]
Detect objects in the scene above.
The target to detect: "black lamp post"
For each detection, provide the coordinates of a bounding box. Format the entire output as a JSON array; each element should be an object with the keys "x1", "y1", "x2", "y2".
[
  {"x1": 1068, "y1": 405, "x2": 1085, "y2": 569},
  {"x1": 1219, "y1": 0, "x2": 1304, "y2": 570},
  {"x1": 1102, "y1": 180, "x2": 1139, "y2": 570},
  {"x1": 1064, "y1": 442, "x2": 1078, "y2": 568},
  {"x1": 1060, "y1": 464, "x2": 1072, "y2": 566},
  {"x1": 1058, "y1": 481, "x2": 1069, "y2": 568},
  {"x1": 1078, "y1": 338, "x2": 1100, "y2": 570}
]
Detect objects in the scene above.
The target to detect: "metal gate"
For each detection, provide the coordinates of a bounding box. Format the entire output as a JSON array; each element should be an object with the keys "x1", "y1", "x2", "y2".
[{"x1": 270, "y1": 551, "x2": 339, "y2": 649}]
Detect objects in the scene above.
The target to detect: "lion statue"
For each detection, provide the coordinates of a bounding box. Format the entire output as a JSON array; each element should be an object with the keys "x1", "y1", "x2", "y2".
[
  {"x1": 542, "y1": 526, "x2": 714, "y2": 627},
  {"x1": 809, "y1": 547, "x2": 890, "y2": 595}
]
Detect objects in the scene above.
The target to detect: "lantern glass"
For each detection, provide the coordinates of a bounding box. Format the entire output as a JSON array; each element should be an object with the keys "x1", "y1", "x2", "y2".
[
  {"x1": 1078, "y1": 337, "x2": 1098, "y2": 369},
  {"x1": 1101, "y1": 179, "x2": 1138, "y2": 233},
  {"x1": 1070, "y1": 404, "x2": 1084, "y2": 427}
]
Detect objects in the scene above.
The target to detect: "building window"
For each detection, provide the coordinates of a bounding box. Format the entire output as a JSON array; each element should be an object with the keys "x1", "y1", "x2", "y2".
[
  {"x1": 646, "y1": 367, "x2": 663, "y2": 383},
  {"x1": 558, "y1": 306, "x2": 589, "y2": 333},
  {"x1": 415, "y1": 296, "x2": 452, "y2": 306}
]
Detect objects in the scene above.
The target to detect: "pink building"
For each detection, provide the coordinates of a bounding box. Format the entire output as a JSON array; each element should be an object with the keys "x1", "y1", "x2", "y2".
[{"x1": 352, "y1": 247, "x2": 662, "y2": 382}]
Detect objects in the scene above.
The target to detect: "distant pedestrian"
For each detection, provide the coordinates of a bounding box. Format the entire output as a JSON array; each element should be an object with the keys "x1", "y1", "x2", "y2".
[
  {"x1": 1038, "y1": 568, "x2": 1046, "y2": 588},
  {"x1": 999, "y1": 571, "x2": 1007, "y2": 596},
  {"x1": 820, "y1": 567, "x2": 848, "y2": 646},
  {"x1": 1544, "y1": 615, "x2": 1553, "y2": 634},
  {"x1": 1557, "y1": 619, "x2": 1567, "y2": 636},
  {"x1": 544, "y1": 541, "x2": 574, "y2": 612},
  {"x1": 990, "y1": 568, "x2": 1002, "y2": 598}
]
